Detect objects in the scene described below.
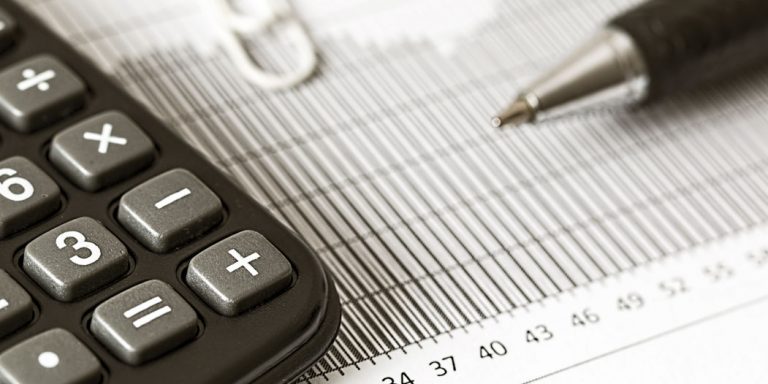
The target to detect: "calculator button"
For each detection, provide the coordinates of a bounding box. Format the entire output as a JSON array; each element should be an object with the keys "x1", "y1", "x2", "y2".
[
  {"x1": 186, "y1": 230, "x2": 293, "y2": 316},
  {"x1": 0, "y1": 8, "x2": 17, "y2": 52},
  {"x1": 0, "y1": 328, "x2": 101, "y2": 384},
  {"x1": 50, "y1": 111, "x2": 154, "y2": 191},
  {"x1": 23, "y1": 217, "x2": 130, "y2": 302},
  {"x1": 117, "y1": 169, "x2": 224, "y2": 253},
  {"x1": 0, "y1": 270, "x2": 34, "y2": 338},
  {"x1": 0, "y1": 55, "x2": 86, "y2": 132},
  {"x1": 90, "y1": 280, "x2": 197, "y2": 365},
  {"x1": 0, "y1": 157, "x2": 61, "y2": 239}
]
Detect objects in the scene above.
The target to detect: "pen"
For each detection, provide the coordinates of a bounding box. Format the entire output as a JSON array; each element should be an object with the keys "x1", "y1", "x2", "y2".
[{"x1": 492, "y1": 0, "x2": 768, "y2": 128}]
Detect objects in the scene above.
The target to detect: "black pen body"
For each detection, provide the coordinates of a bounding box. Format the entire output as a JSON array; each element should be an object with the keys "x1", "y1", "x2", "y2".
[
  {"x1": 493, "y1": 0, "x2": 768, "y2": 127},
  {"x1": 610, "y1": 0, "x2": 768, "y2": 100}
]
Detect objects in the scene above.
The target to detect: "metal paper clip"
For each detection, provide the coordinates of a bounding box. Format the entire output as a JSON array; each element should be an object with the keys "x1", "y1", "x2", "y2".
[{"x1": 210, "y1": 0, "x2": 317, "y2": 90}]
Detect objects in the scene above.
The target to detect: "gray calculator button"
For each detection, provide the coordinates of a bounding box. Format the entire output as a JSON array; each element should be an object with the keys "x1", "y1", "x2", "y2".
[
  {"x1": 118, "y1": 169, "x2": 224, "y2": 253},
  {"x1": 0, "y1": 157, "x2": 61, "y2": 239},
  {"x1": 0, "y1": 270, "x2": 34, "y2": 338},
  {"x1": 23, "y1": 217, "x2": 130, "y2": 302},
  {"x1": 0, "y1": 8, "x2": 17, "y2": 52},
  {"x1": 0, "y1": 55, "x2": 86, "y2": 132},
  {"x1": 90, "y1": 280, "x2": 197, "y2": 365},
  {"x1": 187, "y1": 230, "x2": 293, "y2": 316},
  {"x1": 0, "y1": 328, "x2": 101, "y2": 384},
  {"x1": 50, "y1": 111, "x2": 154, "y2": 191}
]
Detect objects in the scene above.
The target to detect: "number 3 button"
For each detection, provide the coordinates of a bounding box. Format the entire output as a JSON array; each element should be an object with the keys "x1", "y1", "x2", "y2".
[{"x1": 24, "y1": 217, "x2": 130, "y2": 301}]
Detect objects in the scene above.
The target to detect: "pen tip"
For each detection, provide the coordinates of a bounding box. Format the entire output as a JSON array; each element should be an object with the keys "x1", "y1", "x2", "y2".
[{"x1": 491, "y1": 98, "x2": 534, "y2": 128}]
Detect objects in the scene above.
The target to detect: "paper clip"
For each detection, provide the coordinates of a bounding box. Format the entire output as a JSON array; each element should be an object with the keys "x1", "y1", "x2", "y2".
[{"x1": 209, "y1": 0, "x2": 317, "y2": 90}]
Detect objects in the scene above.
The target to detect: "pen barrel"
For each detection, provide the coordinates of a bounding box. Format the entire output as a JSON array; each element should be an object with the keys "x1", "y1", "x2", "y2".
[{"x1": 610, "y1": 0, "x2": 768, "y2": 99}]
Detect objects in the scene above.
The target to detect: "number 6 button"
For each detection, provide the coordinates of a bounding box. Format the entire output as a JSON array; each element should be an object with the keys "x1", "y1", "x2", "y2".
[
  {"x1": 0, "y1": 156, "x2": 61, "y2": 239},
  {"x1": 23, "y1": 217, "x2": 130, "y2": 301}
]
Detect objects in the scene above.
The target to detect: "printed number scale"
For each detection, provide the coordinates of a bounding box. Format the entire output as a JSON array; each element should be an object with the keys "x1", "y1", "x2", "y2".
[{"x1": 0, "y1": 2, "x2": 341, "y2": 383}]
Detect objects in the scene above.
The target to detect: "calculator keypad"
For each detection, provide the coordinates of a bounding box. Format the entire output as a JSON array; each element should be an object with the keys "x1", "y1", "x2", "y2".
[
  {"x1": 187, "y1": 230, "x2": 293, "y2": 316},
  {"x1": 23, "y1": 217, "x2": 131, "y2": 302},
  {"x1": 117, "y1": 169, "x2": 224, "y2": 253},
  {"x1": 0, "y1": 156, "x2": 61, "y2": 239},
  {"x1": 0, "y1": 2, "x2": 339, "y2": 381},
  {"x1": 0, "y1": 270, "x2": 34, "y2": 339},
  {"x1": 50, "y1": 111, "x2": 154, "y2": 191},
  {"x1": 90, "y1": 280, "x2": 197, "y2": 365},
  {"x1": 0, "y1": 55, "x2": 86, "y2": 132},
  {"x1": 0, "y1": 329, "x2": 101, "y2": 384}
]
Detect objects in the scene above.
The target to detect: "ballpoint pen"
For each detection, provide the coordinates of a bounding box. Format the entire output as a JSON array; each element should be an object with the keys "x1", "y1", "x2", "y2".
[{"x1": 492, "y1": 0, "x2": 768, "y2": 128}]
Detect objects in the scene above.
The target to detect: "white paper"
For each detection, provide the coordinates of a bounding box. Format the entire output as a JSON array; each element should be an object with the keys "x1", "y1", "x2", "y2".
[{"x1": 24, "y1": 0, "x2": 768, "y2": 382}]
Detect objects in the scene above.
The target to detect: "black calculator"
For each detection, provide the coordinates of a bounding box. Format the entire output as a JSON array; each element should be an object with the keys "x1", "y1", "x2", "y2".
[{"x1": 0, "y1": 1, "x2": 340, "y2": 383}]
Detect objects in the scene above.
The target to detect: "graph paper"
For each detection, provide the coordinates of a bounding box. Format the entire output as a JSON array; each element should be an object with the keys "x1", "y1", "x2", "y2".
[{"x1": 23, "y1": 0, "x2": 768, "y2": 382}]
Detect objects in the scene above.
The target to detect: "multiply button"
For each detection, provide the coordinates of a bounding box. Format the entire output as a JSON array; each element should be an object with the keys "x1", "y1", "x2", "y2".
[
  {"x1": 0, "y1": 157, "x2": 61, "y2": 239},
  {"x1": 50, "y1": 111, "x2": 154, "y2": 191},
  {"x1": 118, "y1": 169, "x2": 224, "y2": 253},
  {"x1": 23, "y1": 217, "x2": 131, "y2": 301},
  {"x1": 0, "y1": 328, "x2": 101, "y2": 384},
  {"x1": 90, "y1": 280, "x2": 198, "y2": 365},
  {"x1": 0, "y1": 55, "x2": 86, "y2": 132},
  {"x1": 187, "y1": 230, "x2": 293, "y2": 316},
  {"x1": 0, "y1": 269, "x2": 34, "y2": 338}
]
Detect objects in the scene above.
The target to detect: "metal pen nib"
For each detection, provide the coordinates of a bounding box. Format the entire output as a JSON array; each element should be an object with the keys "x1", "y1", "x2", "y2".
[
  {"x1": 491, "y1": 97, "x2": 535, "y2": 128},
  {"x1": 490, "y1": 28, "x2": 649, "y2": 129}
]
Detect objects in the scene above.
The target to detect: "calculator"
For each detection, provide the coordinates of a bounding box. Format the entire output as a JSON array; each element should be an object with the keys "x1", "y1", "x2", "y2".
[{"x1": 0, "y1": 2, "x2": 341, "y2": 383}]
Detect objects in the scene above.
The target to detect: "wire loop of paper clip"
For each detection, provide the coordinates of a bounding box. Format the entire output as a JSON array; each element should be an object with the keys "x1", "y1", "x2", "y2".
[{"x1": 210, "y1": 0, "x2": 317, "y2": 90}]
